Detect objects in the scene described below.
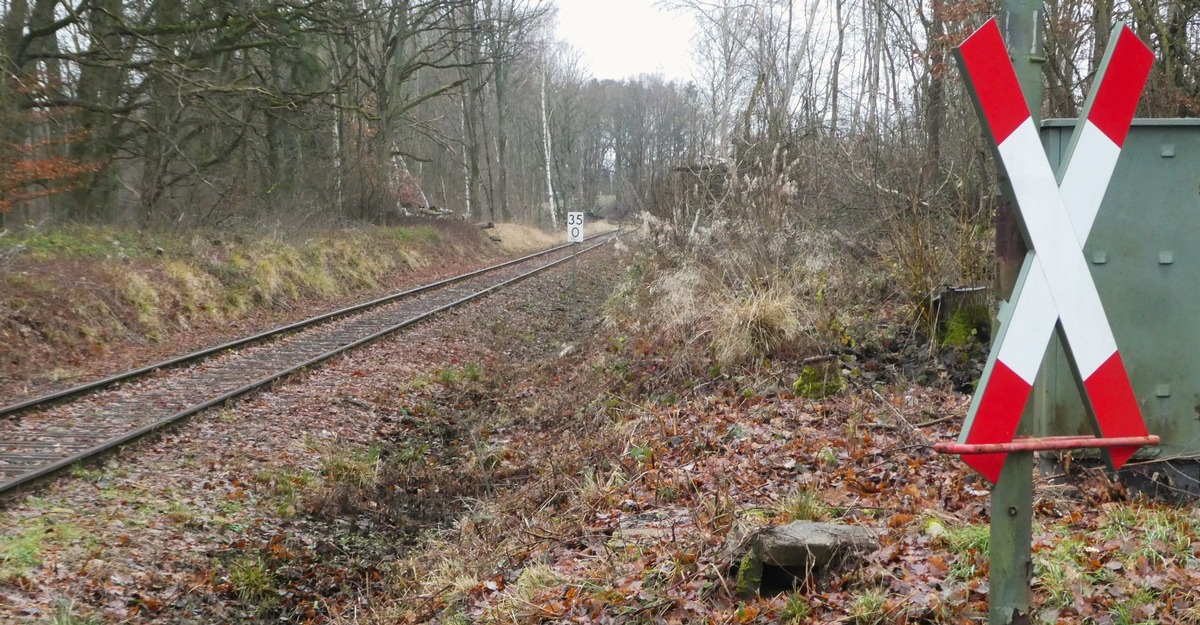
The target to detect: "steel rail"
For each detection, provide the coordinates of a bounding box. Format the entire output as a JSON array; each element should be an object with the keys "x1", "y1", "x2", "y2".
[
  {"x1": 0, "y1": 231, "x2": 613, "y2": 418},
  {"x1": 0, "y1": 233, "x2": 618, "y2": 496}
]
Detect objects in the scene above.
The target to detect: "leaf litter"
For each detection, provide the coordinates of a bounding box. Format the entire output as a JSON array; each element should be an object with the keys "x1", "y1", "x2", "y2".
[{"x1": 1, "y1": 243, "x2": 1198, "y2": 623}]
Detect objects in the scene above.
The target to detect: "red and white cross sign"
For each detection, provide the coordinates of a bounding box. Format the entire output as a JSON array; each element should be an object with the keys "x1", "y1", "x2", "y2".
[{"x1": 954, "y1": 20, "x2": 1154, "y2": 484}]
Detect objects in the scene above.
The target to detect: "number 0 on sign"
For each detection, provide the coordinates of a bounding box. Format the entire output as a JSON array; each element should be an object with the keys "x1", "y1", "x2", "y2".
[{"x1": 567, "y1": 212, "x2": 584, "y2": 243}]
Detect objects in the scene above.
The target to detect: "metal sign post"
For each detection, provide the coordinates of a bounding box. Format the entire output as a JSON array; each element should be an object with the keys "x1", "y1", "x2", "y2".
[
  {"x1": 991, "y1": 6, "x2": 1042, "y2": 617},
  {"x1": 941, "y1": 20, "x2": 1159, "y2": 625},
  {"x1": 567, "y1": 212, "x2": 583, "y2": 306}
]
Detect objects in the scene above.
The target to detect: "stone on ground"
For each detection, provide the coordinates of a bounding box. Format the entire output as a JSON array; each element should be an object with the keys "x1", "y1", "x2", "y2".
[{"x1": 735, "y1": 521, "x2": 878, "y2": 597}]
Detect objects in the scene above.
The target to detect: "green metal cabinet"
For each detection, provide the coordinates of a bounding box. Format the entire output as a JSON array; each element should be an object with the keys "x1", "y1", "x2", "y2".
[{"x1": 1038, "y1": 119, "x2": 1200, "y2": 473}]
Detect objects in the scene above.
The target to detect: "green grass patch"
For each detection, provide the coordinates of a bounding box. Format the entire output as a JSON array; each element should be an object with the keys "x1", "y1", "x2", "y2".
[
  {"x1": 777, "y1": 486, "x2": 827, "y2": 522},
  {"x1": 0, "y1": 519, "x2": 81, "y2": 579},
  {"x1": 1110, "y1": 586, "x2": 1163, "y2": 625},
  {"x1": 164, "y1": 260, "x2": 221, "y2": 318},
  {"x1": 70, "y1": 463, "x2": 105, "y2": 482},
  {"x1": 251, "y1": 467, "x2": 317, "y2": 517},
  {"x1": 926, "y1": 518, "x2": 989, "y2": 584},
  {"x1": 780, "y1": 592, "x2": 811, "y2": 623},
  {"x1": 437, "y1": 367, "x2": 462, "y2": 386},
  {"x1": 321, "y1": 446, "x2": 381, "y2": 490},
  {"x1": 383, "y1": 224, "x2": 442, "y2": 246},
  {"x1": 1034, "y1": 531, "x2": 1092, "y2": 610},
  {"x1": 164, "y1": 501, "x2": 200, "y2": 527},
  {"x1": 116, "y1": 271, "x2": 163, "y2": 332},
  {"x1": 228, "y1": 554, "x2": 277, "y2": 610},
  {"x1": 1100, "y1": 503, "x2": 1194, "y2": 567},
  {"x1": 395, "y1": 443, "x2": 431, "y2": 465},
  {"x1": 1, "y1": 225, "x2": 165, "y2": 260},
  {"x1": 850, "y1": 587, "x2": 888, "y2": 625}
]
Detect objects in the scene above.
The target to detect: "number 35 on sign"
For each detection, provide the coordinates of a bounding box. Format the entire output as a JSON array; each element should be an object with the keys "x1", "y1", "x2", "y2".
[{"x1": 567, "y1": 212, "x2": 584, "y2": 243}]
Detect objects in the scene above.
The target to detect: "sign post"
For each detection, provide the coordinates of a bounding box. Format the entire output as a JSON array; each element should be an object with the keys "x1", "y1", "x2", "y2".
[
  {"x1": 942, "y1": 20, "x2": 1159, "y2": 624},
  {"x1": 992, "y1": 6, "x2": 1042, "y2": 614},
  {"x1": 567, "y1": 211, "x2": 583, "y2": 301}
]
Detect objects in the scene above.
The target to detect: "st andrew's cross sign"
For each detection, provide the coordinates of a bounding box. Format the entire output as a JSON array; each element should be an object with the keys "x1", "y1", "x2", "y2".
[{"x1": 948, "y1": 20, "x2": 1155, "y2": 483}]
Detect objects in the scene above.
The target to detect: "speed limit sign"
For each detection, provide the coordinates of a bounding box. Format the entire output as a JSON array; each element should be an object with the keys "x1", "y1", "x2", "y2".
[{"x1": 567, "y1": 212, "x2": 584, "y2": 242}]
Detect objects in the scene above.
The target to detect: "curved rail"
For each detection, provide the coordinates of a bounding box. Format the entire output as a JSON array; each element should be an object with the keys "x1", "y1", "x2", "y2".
[
  {"x1": 0, "y1": 232, "x2": 620, "y2": 496},
  {"x1": 0, "y1": 232, "x2": 611, "y2": 418}
]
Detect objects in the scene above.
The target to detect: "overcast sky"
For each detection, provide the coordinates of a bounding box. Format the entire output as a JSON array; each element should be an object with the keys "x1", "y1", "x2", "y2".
[{"x1": 553, "y1": 0, "x2": 698, "y2": 81}]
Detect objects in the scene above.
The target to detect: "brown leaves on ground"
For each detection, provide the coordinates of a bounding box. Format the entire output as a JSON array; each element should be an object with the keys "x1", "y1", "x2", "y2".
[
  {"x1": 3, "y1": 244, "x2": 1199, "y2": 624},
  {"x1": 373, "y1": 281, "x2": 1200, "y2": 623}
]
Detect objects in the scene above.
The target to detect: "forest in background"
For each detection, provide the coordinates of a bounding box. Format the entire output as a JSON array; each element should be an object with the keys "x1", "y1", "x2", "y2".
[{"x1": 1, "y1": 0, "x2": 1199, "y2": 274}]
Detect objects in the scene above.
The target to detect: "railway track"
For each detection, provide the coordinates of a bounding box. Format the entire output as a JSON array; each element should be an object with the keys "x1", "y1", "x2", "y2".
[{"x1": 0, "y1": 231, "x2": 619, "y2": 496}]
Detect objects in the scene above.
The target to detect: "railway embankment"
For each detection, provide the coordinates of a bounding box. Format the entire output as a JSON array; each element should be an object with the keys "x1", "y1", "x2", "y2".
[{"x1": 0, "y1": 221, "x2": 587, "y2": 405}]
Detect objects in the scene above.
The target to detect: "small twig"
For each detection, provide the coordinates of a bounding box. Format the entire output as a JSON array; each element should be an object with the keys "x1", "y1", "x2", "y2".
[
  {"x1": 409, "y1": 584, "x2": 455, "y2": 622},
  {"x1": 522, "y1": 527, "x2": 567, "y2": 543},
  {"x1": 914, "y1": 414, "x2": 956, "y2": 428},
  {"x1": 604, "y1": 391, "x2": 647, "y2": 411},
  {"x1": 869, "y1": 387, "x2": 929, "y2": 445},
  {"x1": 342, "y1": 396, "x2": 372, "y2": 410},
  {"x1": 863, "y1": 412, "x2": 956, "y2": 431},
  {"x1": 707, "y1": 561, "x2": 733, "y2": 599},
  {"x1": 468, "y1": 429, "x2": 494, "y2": 496},
  {"x1": 862, "y1": 444, "x2": 935, "y2": 472}
]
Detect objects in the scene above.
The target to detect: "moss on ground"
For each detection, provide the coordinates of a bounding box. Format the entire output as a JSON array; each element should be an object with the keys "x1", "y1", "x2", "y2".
[
  {"x1": 940, "y1": 305, "x2": 989, "y2": 348},
  {"x1": 793, "y1": 364, "x2": 843, "y2": 398}
]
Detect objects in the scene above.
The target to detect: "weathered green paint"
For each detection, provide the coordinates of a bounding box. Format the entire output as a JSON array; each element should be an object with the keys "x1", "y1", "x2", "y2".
[
  {"x1": 1038, "y1": 119, "x2": 1200, "y2": 466},
  {"x1": 992, "y1": 1, "x2": 1045, "y2": 304},
  {"x1": 992, "y1": 4, "x2": 1041, "y2": 624},
  {"x1": 989, "y1": 452, "x2": 1033, "y2": 625}
]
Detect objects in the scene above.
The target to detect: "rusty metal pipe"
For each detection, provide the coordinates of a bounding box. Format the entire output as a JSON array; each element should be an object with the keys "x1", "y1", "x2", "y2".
[{"x1": 935, "y1": 435, "x2": 1159, "y2": 455}]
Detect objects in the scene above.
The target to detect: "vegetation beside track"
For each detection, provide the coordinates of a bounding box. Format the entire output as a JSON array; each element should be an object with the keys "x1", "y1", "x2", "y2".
[
  {"x1": 2, "y1": 223, "x2": 1198, "y2": 624},
  {"x1": 0, "y1": 220, "x2": 602, "y2": 400},
  {"x1": 346, "y1": 231, "x2": 1200, "y2": 625}
]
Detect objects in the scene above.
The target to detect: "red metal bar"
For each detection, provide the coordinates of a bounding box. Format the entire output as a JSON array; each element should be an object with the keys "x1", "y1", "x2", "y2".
[{"x1": 934, "y1": 435, "x2": 1159, "y2": 455}]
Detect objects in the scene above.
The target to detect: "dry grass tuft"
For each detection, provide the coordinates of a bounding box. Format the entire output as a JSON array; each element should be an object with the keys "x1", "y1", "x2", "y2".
[
  {"x1": 649, "y1": 264, "x2": 708, "y2": 334},
  {"x1": 164, "y1": 260, "x2": 221, "y2": 318},
  {"x1": 643, "y1": 261, "x2": 813, "y2": 365},
  {"x1": 490, "y1": 219, "x2": 621, "y2": 255},
  {"x1": 490, "y1": 223, "x2": 561, "y2": 254},
  {"x1": 711, "y1": 287, "x2": 805, "y2": 364},
  {"x1": 113, "y1": 270, "x2": 163, "y2": 334}
]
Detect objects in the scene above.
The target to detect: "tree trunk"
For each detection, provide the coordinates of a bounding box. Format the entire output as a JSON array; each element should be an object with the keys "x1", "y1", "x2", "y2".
[
  {"x1": 924, "y1": 0, "x2": 946, "y2": 168},
  {"x1": 541, "y1": 65, "x2": 558, "y2": 229},
  {"x1": 70, "y1": 0, "x2": 124, "y2": 222},
  {"x1": 828, "y1": 0, "x2": 845, "y2": 133},
  {"x1": 493, "y1": 60, "x2": 512, "y2": 221}
]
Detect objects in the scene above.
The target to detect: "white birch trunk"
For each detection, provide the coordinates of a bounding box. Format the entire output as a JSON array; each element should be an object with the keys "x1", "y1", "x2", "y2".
[
  {"x1": 541, "y1": 65, "x2": 558, "y2": 230},
  {"x1": 332, "y1": 113, "x2": 343, "y2": 213},
  {"x1": 460, "y1": 102, "x2": 472, "y2": 219}
]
